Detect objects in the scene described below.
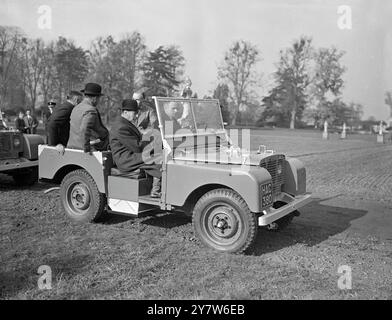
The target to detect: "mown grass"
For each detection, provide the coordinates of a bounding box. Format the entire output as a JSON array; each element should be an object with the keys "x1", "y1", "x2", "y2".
[{"x1": 1, "y1": 129, "x2": 391, "y2": 299}]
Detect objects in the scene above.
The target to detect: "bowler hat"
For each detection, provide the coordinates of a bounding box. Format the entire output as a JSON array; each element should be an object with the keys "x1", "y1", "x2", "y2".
[
  {"x1": 81, "y1": 83, "x2": 104, "y2": 96},
  {"x1": 121, "y1": 99, "x2": 139, "y2": 112}
]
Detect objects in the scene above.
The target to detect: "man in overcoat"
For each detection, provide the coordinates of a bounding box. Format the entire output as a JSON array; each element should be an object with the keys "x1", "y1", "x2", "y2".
[
  {"x1": 68, "y1": 83, "x2": 109, "y2": 153},
  {"x1": 47, "y1": 91, "x2": 83, "y2": 147},
  {"x1": 110, "y1": 99, "x2": 162, "y2": 198}
]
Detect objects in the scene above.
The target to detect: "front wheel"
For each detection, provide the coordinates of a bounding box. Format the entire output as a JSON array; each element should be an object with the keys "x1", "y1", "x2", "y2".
[
  {"x1": 60, "y1": 169, "x2": 106, "y2": 223},
  {"x1": 192, "y1": 188, "x2": 258, "y2": 254}
]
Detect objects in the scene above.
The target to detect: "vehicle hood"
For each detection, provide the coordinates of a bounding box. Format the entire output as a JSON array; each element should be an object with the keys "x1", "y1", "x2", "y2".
[{"x1": 172, "y1": 147, "x2": 284, "y2": 166}]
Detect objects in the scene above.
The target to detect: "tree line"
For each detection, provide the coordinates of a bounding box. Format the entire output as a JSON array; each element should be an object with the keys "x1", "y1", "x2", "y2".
[
  {"x1": 214, "y1": 37, "x2": 366, "y2": 129},
  {"x1": 0, "y1": 25, "x2": 368, "y2": 128},
  {"x1": 0, "y1": 26, "x2": 184, "y2": 124}
]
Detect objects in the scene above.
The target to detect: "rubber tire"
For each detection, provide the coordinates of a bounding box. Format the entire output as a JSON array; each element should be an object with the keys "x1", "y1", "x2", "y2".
[
  {"x1": 192, "y1": 188, "x2": 258, "y2": 254},
  {"x1": 60, "y1": 169, "x2": 106, "y2": 223},
  {"x1": 12, "y1": 167, "x2": 38, "y2": 186}
]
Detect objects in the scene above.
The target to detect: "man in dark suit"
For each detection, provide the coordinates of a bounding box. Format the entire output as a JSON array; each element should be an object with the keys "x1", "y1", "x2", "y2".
[
  {"x1": 15, "y1": 111, "x2": 27, "y2": 133},
  {"x1": 110, "y1": 99, "x2": 162, "y2": 198},
  {"x1": 47, "y1": 91, "x2": 82, "y2": 146},
  {"x1": 24, "y1": 109, "x2": 38, "y2": 134}
]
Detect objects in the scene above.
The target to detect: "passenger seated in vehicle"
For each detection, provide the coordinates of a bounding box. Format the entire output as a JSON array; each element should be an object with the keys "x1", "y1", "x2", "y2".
[
  {"x1": 161, "y1": 101, "x2": 194, "y2": 135},
  {"x1": 110, "y1": 99, "x2": 162, "y2": 198}
]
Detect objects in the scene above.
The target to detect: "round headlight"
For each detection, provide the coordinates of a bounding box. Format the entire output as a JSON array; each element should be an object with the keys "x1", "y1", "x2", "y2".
[{"x1": 13, "y1": 138, "x2": 21, "y2": 147}]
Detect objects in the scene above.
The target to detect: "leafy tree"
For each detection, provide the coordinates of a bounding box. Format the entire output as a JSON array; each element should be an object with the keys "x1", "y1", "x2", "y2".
[
  {"x1": 142, "y1": 45, "x2": 185, "y2": 97},
  {"x1": 308, "y1": 47, "x2": 346, "y2": 127},
  {"x1": 218, "y1": 40, "x2": 260, "y2": 125},
  {"x1": 265, "y1": 37, "x2": 313, "y2": 129},
  {"x1": 54, "y1": 37, "x2": 88, "y2": 101}
]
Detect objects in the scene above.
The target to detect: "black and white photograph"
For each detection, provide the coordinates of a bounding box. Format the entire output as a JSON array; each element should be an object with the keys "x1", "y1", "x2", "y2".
[{"x1": 0, "y1": 0, "x2": 391, "y2": 303}]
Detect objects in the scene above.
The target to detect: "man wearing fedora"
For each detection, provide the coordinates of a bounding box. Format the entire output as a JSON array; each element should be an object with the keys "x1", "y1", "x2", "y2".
[
  {"x1": 110, "y1": 99, "x2": 162, "y2": 198},
  {"x1": 68, "y1": 83, "x2": 109, "y2": 153},
  {"x1": 47, "y1": 91, "x2": 83, "y2": 147}
]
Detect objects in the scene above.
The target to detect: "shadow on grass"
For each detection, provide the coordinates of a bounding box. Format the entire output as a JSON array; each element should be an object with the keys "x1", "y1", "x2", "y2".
[
  {"x1": 0, "y1": 254, "x2": 91, "y2": 299},
  {"x1": 100, "y1": 208, "x2": 190, "y2": 229},
  {"x1": 252, "y1": 196, "x2": 368, "y2": 256},
  {"x1": 0, "y1": 174, "x2": 53, "y2": 192},
  {"x1": 141, "y1": 211, "x2": 191, "y2": 229}
]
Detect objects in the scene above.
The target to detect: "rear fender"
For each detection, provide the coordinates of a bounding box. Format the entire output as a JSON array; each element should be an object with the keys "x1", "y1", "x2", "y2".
[{"x1": 38, "y1": 145, "x2": 107, "y2": 193}]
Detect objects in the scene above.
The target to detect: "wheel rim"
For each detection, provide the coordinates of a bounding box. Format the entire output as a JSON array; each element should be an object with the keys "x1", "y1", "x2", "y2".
[
  {"x1": 201, "y1": 202, "x2": 242, "y2": 247},
  {"x1": 66, "y1": 182, "x2": 91, "y2": 215}
]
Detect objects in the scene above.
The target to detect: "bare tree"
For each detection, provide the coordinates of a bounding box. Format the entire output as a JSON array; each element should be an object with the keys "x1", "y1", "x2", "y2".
[
  {"x1": 19, "y1": 38, "x2": 45, "y2": 110},
  {"x1": 40, "y1": 42, "x2": 57, "y2": 104},
  {"x1": 218, "y1": 40, "x2": 260, "y2": 125},
  {"x1": 0, "y1": 26, "x2": 22, "y2": 108}
]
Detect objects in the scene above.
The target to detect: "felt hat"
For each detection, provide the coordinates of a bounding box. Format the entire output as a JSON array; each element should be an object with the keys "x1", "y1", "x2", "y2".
[
  {"x1": 121, "y1": 99, "x2": 139, "y2": 111},
  {"x1": 81, "y1": 83, "x2": 103, "y2": 96}
]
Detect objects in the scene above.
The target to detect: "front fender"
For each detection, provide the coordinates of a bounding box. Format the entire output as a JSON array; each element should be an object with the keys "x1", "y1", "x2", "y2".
[
  {"x1": 165, "y1": 161, "x2": 272, "y2": 212},
  {"x1": 23, "y1": 134, "x2": 45, "y2": 160},
  {"x1": 282, "y1": 158, "x2": 307, "y2": 196}
]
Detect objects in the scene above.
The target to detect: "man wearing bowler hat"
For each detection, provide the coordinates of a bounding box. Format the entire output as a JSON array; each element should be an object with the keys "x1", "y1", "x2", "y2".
[
  {"x1": 110, "y1": 99, "x2": 162, "y2": 198},
  {"x1": 68, "y1": 83, "x2": 109, "y2": 153}
]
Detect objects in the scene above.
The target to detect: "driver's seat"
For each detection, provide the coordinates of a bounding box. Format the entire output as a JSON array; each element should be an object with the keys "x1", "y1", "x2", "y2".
[{"x1": 110, "y1": 167, "x2": 146, "y2": 179}]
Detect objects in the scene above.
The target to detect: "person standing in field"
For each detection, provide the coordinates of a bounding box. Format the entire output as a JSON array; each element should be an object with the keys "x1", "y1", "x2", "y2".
[{"x1": 47, "y1": 91, "x2": 83, "y2": 147}]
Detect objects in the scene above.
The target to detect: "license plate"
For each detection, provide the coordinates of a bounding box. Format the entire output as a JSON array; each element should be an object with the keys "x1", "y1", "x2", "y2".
[{"x1": 261, "y1": 183, "x2": 273, "y2": 208}]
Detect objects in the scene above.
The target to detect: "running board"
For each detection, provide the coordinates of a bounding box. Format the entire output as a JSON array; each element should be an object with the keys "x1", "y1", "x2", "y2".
[{"x1": 107, "y1": 197, "x2": 161, "y2": 216}]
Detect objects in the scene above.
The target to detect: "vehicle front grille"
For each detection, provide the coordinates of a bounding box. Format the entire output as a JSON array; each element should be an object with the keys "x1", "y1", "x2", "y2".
[
  {"x1": 0, "y1": 133, "x2": 12, "y2": 159},
  {"x1": 259, "y1": 155, "x2": 285, "y2": 197}
]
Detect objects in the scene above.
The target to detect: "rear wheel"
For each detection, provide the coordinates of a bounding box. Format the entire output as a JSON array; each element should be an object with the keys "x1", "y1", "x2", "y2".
[
  {"x1": 60, "y1": 169, "x2": 106, "y2": 223},
  {"x1": 192, "y1": 188, "x2": 257, "y2": 254},
  {"x1": 12, "y1": 167, "x2": 38, "y2": 186}
]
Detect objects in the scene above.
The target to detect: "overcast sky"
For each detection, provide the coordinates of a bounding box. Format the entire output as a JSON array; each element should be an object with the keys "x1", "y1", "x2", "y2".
[{"x1": 1, "y1": 0, "x2": 391, "y2": 119}]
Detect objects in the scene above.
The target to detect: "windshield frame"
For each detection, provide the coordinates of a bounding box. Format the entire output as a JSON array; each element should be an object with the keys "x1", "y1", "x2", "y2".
[{"x1": 153, "y1": 96, "x2": 226, "y2": 139}]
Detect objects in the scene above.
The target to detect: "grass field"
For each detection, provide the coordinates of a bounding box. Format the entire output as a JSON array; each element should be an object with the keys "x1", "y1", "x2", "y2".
[{"x1": 1, "y1": 129, "x2": 391, "y2": 299}]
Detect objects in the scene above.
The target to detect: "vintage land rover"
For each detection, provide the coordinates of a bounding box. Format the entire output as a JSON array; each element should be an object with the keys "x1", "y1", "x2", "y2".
[
  {"x1": 0, "y1": 124, "x2": 44, "y2": 185},
  {"x1": 38, "y1": 97, "x2": 311, "y2": 253}
]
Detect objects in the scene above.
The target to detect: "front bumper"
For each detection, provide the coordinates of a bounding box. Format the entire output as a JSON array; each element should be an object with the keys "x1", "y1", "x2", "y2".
[{"x1": 258, "y1": 192, "x2": 312, "y2": 226}]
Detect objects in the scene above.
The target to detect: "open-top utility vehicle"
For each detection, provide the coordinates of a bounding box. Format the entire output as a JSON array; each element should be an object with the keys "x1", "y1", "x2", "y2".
[{"x1": 39, "y1": 97, "x2": 311, "y2": 253}]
